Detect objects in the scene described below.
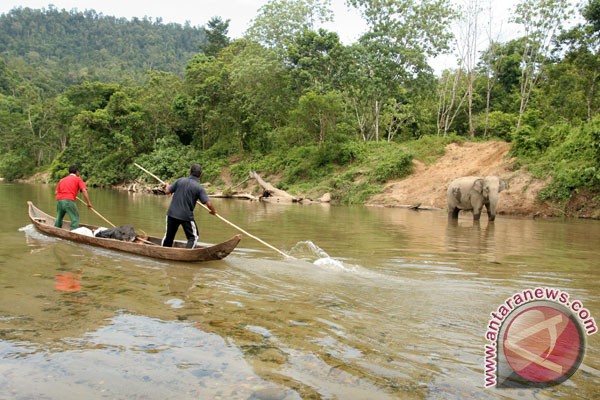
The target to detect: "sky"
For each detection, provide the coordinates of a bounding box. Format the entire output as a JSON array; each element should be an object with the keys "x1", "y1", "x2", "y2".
[
  {"x1": 0, "y1": 0, "x2": 525, "y2": 43},
  {"x1": 0, "y1": 0, "x2": 530, "y2": 71},
  {"x1": 0, "y1": 0, "x2": 368, "y2": 43}
]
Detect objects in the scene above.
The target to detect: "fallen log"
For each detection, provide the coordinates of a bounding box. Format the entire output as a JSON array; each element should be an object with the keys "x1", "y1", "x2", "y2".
[
  {"x1": 210, "y1": 192, "x2": 259, "y2": 201},
  {"x1": 248, "y1": 171, "x2": 299, "y2": 202}
]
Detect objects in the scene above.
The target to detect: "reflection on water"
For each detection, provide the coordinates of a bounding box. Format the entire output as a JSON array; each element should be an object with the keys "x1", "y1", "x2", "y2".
[
  {"x1": 1, "y1": 314, "x2": 299, "y2": 400},
  {"x1": 54, "y1": 271, "x2": 82, "y2": 292},
  {"x1": 1, "y1": 183, "x2": 599, "y2": 399}
]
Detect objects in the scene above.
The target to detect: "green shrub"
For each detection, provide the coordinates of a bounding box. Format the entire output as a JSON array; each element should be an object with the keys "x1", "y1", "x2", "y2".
[
  {"x1": 540, "y1": 164, "x2": 598, "y2": 201},
  {"x1": 519, "y1": 119, "x2": 600, "y2": 202},
  {"x1": 369, "y1": 151, "x2": 413, "y2": 183},
  {"x1": 329, "y1": 172, "x2": 380, "y2": 205},
  {"x1": 0, "y1": 152, "x2": 34, "y2": 181},
  {"x1": 510, "y1": 125, "x2": 551, "y2": 160},
  {"x1": 132, "y1": 137, "x2": 201, "y2": 182},
  {"x1": 475, "y1": 111, "x2": 518, "y2": 140}
]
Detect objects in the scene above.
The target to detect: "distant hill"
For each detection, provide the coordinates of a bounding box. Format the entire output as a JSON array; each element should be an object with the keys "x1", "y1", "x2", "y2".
[{"x1": 0, "y1": 6, "x2": 207, "y2": 87}]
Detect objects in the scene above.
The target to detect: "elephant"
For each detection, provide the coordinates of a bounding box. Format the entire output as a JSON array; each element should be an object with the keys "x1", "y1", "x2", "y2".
[{"x1": 447, "y1": 176, "x2": 508, "y2": 221}]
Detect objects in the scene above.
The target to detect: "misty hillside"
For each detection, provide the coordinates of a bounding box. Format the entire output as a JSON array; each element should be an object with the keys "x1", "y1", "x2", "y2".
[{"x1": 0, "y1": 6, "x2": 207, "y2": 87}]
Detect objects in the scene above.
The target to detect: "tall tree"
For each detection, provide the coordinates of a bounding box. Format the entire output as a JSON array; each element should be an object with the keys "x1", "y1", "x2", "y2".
[
  {"x1": 348, "y1": 0, "x2": 457, "y2": 73},
  {"x1": 246, "y1": 0, "x2": 334, "y2": 52},
  {"x1": 184, "y1": 53, "x2": 230, "y2": 150},
  {"x1": 228, "y1": 40, "x2": 292, "y2": 152},
  {"x1": 511, "y1": 0, "x2": 573, "y2": 128},
  {"x1": 481, "y1": 0, "x2": 507, "y2": 137},
  {"x1": 200, "y1": 16, "x2": 231, "y2": 57},
  {"x1": 346, "y1": 0, "x2": 457, "y2": 140},
  {"x1": 437, "y1": 68, "x2": 468, "y2": 136},
  {"x1": 292, "y1": 91, "x2": 344, "y2": 143},
  {"x1": 456, "y1": 0, "x2": 484, "y2": 137},
  {"x1": 286, "y1": 28, "x2": 346, "y2": 94}
]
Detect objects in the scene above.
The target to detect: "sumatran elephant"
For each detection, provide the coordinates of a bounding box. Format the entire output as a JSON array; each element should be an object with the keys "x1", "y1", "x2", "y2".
[{"x1": 447, "y1": 176, "x2": 508, "y2": 221}]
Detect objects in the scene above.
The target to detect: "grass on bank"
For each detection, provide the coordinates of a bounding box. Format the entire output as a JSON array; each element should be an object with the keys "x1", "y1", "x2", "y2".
[{"x1": 221, "y1": 135, "x2": 464, "y2": 204}]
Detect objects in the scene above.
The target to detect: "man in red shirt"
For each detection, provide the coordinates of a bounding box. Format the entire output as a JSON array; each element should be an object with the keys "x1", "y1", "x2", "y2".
[{"x1": 54, "y1": 165, "x2": 92, "y2": 230}]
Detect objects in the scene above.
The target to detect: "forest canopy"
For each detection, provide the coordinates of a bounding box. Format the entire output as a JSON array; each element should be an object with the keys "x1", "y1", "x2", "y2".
[{"x1": 1, "y1": 0, "x2": 599, "y2": 206}]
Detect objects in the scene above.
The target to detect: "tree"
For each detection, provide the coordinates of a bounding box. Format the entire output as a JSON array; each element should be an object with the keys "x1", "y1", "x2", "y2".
[
  {"x1": 478, "y1": 39, "x2": 525, "y2": 115},
  {"x1": 553, "y1": 0, "x2": 600, "y2": 121},
  {"x1": 200, "y1": 16, "x2": 231, "y2": 57},
  {"x1": 380, "y1": 96, "x2": 415, "y2": 141},
  {"x1": 246, "y1": 0, "x2": 334, "y2": 53},
  {"x1": 478, "y1": 1, "x2": 510, "y2": 137},
  {"x1": 138, "y1": 71, "x2": 186, "y2": 145},
  {"x1": 455, "y1": 0, "x2": 484, "y2": 137},
  {"x1": 345, "y1": 0, "x2": 457, "y2": 140},
  {"x1": 511, "y1": 0, "x2": 573, "y2": 128},
  {"x1": 437, "y1": 68, "x2": 468, "y2": 135},
  {"x1": 228, "y1": 40, "x2": 292, "y2": 152},
  {"x1": 184, "y1": 53, "x2": 231, "y2": 150},
  {"x1": 52, "y1": 88, "x2": 146, "y2": 185},
  {"x1": 286, "y1": 28, "x2": 346, "y2": 94},
  {"x1": 348, "y1": 0, "x2": 457, "y2": 73},
  {"x1": 292, "y1": 91, "x2": 344, "y2": 143},
  {"x1": 583, "y1": 0, "x2": 600, "y2": 32}
]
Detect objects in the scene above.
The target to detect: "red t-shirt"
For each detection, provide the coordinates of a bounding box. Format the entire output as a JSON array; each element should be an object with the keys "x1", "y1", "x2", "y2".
[{"x1": 55, "y1": 174, "x2": 87, "y2": 201}]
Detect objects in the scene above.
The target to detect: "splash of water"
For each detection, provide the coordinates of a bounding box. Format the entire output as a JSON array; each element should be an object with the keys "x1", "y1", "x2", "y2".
[
  {"x1": 19, "y1": 224, "x2": 56, "y2": 241},
  {"x1": 289, "y1": 240, "x2": 347, "y2": 270}
]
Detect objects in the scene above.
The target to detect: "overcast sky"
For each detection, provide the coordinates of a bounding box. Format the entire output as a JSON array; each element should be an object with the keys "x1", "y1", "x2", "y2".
[
  {"x1": 0, "y1": 0, "x2": 526, "y2": 42},
  {"x1": 0, "y1": 0, "x2": 369, "y2": 43},
  {"x1": 1, "y1": 0, "x2": 533, "y2": 72}
]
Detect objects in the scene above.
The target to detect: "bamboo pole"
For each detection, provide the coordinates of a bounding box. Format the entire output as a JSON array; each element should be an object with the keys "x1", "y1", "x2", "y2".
[
  {"x1": 76, "y1": 197, "x2": 115, "y2": 227},
  {"x1": 76, "y1": 196, "x2": 156, "y2": 245},
  {"x1": 134, "y1": 163, "x2": 293, "y2": 259}
]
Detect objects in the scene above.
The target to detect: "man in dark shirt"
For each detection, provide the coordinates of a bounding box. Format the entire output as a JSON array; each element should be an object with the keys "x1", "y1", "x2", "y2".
[{"x1": 162, "y1": 164, "x2": 216, "y2": 248}]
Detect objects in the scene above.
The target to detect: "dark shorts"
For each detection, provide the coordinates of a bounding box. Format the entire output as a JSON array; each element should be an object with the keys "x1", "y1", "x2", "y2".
[{"x1": 161, "y1": 216, "x2": 198, "y2": 248}]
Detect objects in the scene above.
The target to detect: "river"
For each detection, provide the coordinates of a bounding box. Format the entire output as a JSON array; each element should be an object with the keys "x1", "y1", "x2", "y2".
[{"x1": 1, "y1": 182, "x2": 598, "y2": 399}]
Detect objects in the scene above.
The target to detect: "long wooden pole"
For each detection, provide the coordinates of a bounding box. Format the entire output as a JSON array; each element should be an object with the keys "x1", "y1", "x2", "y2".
[
  {"x1": 76, "y1": 196, "x2": 157, "y2": 245},
  {"x1": 76, "y1": 197, "x2": 115, "y2": 227},
  {"x1": 134, "y1": 163, "x2": 293, "y2": 259}
]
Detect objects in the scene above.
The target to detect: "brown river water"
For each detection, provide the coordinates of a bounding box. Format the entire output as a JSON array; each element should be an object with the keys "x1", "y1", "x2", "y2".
[{"x1": 1, "y1": 182, "x2": 599, "y2": 399}]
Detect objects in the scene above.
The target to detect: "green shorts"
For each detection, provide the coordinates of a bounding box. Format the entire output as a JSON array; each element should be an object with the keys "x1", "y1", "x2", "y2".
[{"x1": 55, "y1": 200, "x2": 80, "y2": 230}]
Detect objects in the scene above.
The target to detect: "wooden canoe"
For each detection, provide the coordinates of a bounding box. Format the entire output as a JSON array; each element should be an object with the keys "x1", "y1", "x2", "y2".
[{"x1": 27, "y1": 201, "x2": 241, "y2": 262}]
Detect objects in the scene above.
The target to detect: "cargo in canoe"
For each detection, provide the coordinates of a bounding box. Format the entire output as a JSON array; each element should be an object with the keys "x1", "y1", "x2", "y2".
[{"x1": 27, "y1": 201, "x2": 241, "y2": 262}]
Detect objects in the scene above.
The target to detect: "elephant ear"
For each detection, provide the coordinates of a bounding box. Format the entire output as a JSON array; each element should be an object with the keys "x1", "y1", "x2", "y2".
[
  {"x1": 499, "y1": 179, "x2": 508, "y2": 192},
  {"x1": 472, "y1": 178, "x2": 484, "y2": 193}
]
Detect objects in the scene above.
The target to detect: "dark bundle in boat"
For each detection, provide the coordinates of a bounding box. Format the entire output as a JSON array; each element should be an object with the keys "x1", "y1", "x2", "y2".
[{"x1": 94, "y1": 225, "x2": 137, "y2": 242}]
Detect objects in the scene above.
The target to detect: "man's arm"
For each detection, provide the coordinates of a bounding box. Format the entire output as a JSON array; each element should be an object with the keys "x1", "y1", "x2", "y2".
[
  {"x1": 82, "y1": 190, "x2": 92, "y2": 208},
  {"x1": 205, "y1": 200, "x2": 217, "y2": 215},
  {"x1": 164, "y1": 180, "x2": 177, "y2": 194}
]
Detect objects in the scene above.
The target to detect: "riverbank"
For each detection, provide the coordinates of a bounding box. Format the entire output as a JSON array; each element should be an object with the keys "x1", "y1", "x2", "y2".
[
  {"x1": 17, "y1": 141, "x2": 600, "y2": 219},
  {"x1": 367, "y1": 141, "x2": 552, "y2": 217},
  {"x1": 367, "y1": 141, "x2": 600, "y2": 219}
]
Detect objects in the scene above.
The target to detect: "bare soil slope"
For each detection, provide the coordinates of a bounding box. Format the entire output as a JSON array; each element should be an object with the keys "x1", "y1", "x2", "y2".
[{"x1": 367, "y1": 141, "x2": 551, "y2": 217}]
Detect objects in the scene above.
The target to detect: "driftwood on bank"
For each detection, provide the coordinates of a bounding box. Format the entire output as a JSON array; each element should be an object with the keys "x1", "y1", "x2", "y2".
[
  {"x1": 248, "y1": 171, "x2": 300, "y2": 203},
  {"x1": 122, "y1": 172, "x2": 332, "y2": 204},
  {"x1": 210, "y1": 192, "x2": 259, "y2": 201}
]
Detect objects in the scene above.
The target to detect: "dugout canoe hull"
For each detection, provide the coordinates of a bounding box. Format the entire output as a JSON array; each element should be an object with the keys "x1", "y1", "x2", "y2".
[{"x1": 27, "y1": 201, "x2": 241, "y2": 262}]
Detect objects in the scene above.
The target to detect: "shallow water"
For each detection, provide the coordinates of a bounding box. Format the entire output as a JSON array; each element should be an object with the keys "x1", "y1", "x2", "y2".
[{"x1": 1, "y1": 183, "x2": 599, "y2": 399}]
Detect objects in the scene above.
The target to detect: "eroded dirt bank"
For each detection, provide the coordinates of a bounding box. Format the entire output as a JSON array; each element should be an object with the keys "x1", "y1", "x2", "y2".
[
  {"x1": 18, "y1": 141, "x2": 600, "y2": 218},
  {"x1": 367, "y1": 141, "x2": 598, "y2": 219}
]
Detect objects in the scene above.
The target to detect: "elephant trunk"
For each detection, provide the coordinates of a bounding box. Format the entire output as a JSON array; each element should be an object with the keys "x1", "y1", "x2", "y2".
[{"x1": 487, "y1": 193, "x2": 499, "y2": 221}]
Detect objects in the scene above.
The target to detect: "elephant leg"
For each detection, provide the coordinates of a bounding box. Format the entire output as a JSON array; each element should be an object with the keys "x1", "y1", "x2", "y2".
[
  {"x1": 448, "y1": 207, "x2": 460, "y2": 219},
  {"x1": 485, "y1": 202, "x2": 496, "y2": 221},
  {"x1": 472, "y1": 206, "x2": 482, "y2": 221}
]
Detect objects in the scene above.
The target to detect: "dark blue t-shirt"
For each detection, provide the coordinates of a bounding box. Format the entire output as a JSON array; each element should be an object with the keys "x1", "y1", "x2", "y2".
[{"x1": 166, "y1": 176, "x2": 209, "y2": 221}]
